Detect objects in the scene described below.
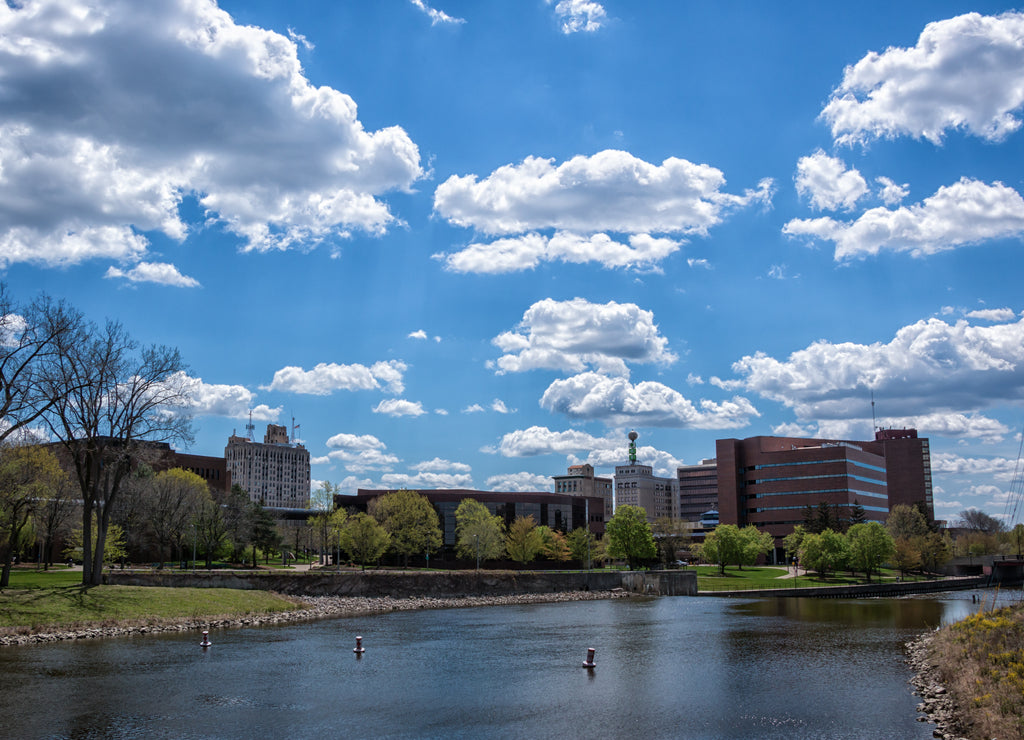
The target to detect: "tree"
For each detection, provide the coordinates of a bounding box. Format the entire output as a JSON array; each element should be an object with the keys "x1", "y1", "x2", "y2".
[
  {"x1": 800, "y1": 529, "x2": 849, "y2": 579},
  {"x1": 0, "y1": 286, "x2": 83, "y2": 446},
  {"x1": 223, "y1": 484, "x2": 254, "y2": 563},
  {"x1": 537, "y1": 526, "x2": 571, "y2": 561},
  {"x1": 886, "y1": 504, "x2": 929, "y2": 540},
  {"x1": 567, "y1": 526, "x2": 597, "y2": 567},
  {"x1": 309, "y1": 480, "x2": 340, "y2": 512},
  {"x1": 738, "y1": 525, "x2": 774, "y2": 568},
  {"x1": 605, "y1": 505, "x2": 657, "y2": 570},
  {"x1": 338, "y1": 512, "x2": 390, "y2": 568},
  {"x1": 250, "y1": 502, "x2": 280, "y2": 566},
  {"x1": 65, "y1": 514, "x2": 127, "y2": 566},
  {"x1": 846, "y1": 521, "x2": 895, "y2": 581},
  {"x1": 698, "y1": 524, "x2": 745, "y2": 574},
  {"x1": 651, "y1": 516, "x2": 691, "y2": 566},
  {"x1": 308, "y1": 507, "x2": 347, "y2": 566},
  {"x1": 32, "y1": 459, "x2": 76, "y2": 569},
  {"x1": 957, "y1": 508, "x2": 1005, "y2": 534},
  {"x1": 40, "y1": 318, "x2": 193, "y2": 585},
  {"x1": 505, "y1": 515, "x2": 544, "y2": 564},
  {"x1": 145, "y1": 468, "x2": 209, "y2": 568},
  {"x1": 195, "y1": 494, "x2": 228, "y2": 568},
  {"x1": 892, "y1": 537, "x2": 921, "y2": 577},
  {"x1": 0, "y1": 445, "x2": 66, "y2": 586},
  {"x1": 916, "y1": 531, "x2": 952, "y2": 572},
  {"x1": 369, "y1": 490, "x2": 442, "y2": 566},
  {"x1": 783, "y1": 525, "x2": 808, "y2": 564},
  {"x1": 848, "y1": 501, "x2": 867, "y2": 526},
  {"x1": 454, "y1": 498, "x2": 504, "y2": 565}
]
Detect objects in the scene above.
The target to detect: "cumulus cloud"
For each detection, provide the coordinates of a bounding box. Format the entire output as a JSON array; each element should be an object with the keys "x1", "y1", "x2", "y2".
[
  {"x1": 967, "y1": 307, "x2": 1018, "y2": 322},
  {"x1": 491, "y1": 297, "x2": 676, "y2": 376},
  {"x1": 412, "y1": 457, "x2": 472, "y2": 473},
  {"x1": 0, "y1": 0, "x2": 422, "y2": 270},
  {"x1": 372, "y1": 398, "x2": 427, "y2": 417},
  {"x1": 486, "y1": 472, "x2": 553, "y2": 492},
  {"x1": 408, "y1": 329, "x2": 441, "y2": 342},
  {"x1": 876, "y1": 177, "x2": 909, "y2": 206},
  {"x1": 409, "y1": 0, "x2": 465, "y2": 25},
  {"x1": 495, "y1": 426, "x2": 609, "y2": 458},
  {"x1": 325, "y1": 433, "x2": 400, "y2": 472},
  {"x1": 463, "y1": 404, "x2": 485, "y2": 414},
  {"x1": 435, "y1": 150, "x2": 771, "y2": 237},
  {"x1": 265, "y1": 360, "x2": 406, "y2": 395},
  {"x1": 540, "y1": 372, "x2": 760, "y2": 429},
  {"x1": 783, "y1": 178, "x2": 1024, "y2": 261},
  {"x1": 380, "y1": 471, "x2": 474, "y2": 489},
  {"x1": 174, "y1": 372, "x2": 280, "y2": 420},
  {"x1": 104, "y1": 262, "x2": 200, "y2": 288},
  {"x1": 547, "y1": 0, "x2": 606, "y2": 34},
  {"x1": 931, "y1": 452, "x2": 1020, "y2": 480},
  {"x1": 794, "y1": 150, "x2": 868, "y2": 211},
  {"x1": 491, "y1": 399, "x2": 512, "y2": 414},
  {"x1": 434, "y1": 231, "x2": 681, "y2": 274},
  {"x1": 730, "y1": 314, "x2": 1024, "y2": 421},
  {"x1": 821, "y1": 12, "x2": 1024, "y2": 145}
]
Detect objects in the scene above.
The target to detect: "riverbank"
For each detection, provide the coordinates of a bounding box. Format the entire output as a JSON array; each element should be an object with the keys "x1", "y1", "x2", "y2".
[
  {"x1": 0, "y1": 590, "x2": 633, "y2": 647},
  {"x1": 907, "y1": 601, "x2": 1024, "y2": 740}
]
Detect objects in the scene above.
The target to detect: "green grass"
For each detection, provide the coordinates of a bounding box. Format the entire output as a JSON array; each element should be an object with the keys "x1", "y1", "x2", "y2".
[
  {"x1": 0, "y1": 566, "x2": 302, "y2": 632},
  {"x1": 695, "y1": 564, "x2": 943, "y2": 591}
]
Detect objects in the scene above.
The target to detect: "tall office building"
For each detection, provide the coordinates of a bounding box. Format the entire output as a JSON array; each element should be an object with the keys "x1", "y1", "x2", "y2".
[
  {"x1": 676, "y1": 459, "x2": 718, "y2": 522},
  {"x1": 552, "y1": 463, "x2": 613, "y2": 522},
  {"x1": 614, "y1": 431, "x2": 679, "y2": 522},
  {"x1": 225, "y1": 423, "x2": 310, "y2": 508}
]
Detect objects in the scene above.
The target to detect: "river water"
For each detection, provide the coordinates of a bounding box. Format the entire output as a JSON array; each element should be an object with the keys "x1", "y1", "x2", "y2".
[{"x1": 0, "y1": 589, "x2": 1017, "y2": 740}]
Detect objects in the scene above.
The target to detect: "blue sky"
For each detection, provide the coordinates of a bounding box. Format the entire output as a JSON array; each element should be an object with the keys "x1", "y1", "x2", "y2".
[{"x1": 4, "y1": 0, "x2": 1024, "y2": 523}]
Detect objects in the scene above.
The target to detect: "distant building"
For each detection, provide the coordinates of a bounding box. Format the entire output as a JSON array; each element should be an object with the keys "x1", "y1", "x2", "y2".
[
  {"x1": 716, "y1": 429, "x2": 933, "y2": 558},
  {"x1": 614, "y1": 431, "x2": 679, "y2": 522},
  {"x1": 552, "y1": 463, "x2": 613, "y2": 522},
  {"x1": 676, "y1": 459, "x2": 718, "y2": 523},
  {"x1": 171, "y1": 452, "x2": 230, "y2": 496},
  {"x1": 225, "y1": 423, "x2": 310, "y2": 508}
]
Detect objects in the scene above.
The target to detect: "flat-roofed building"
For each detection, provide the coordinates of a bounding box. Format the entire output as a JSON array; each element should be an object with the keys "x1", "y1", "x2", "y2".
[
  {"x1": 552, "y1": 463, "x2": 613, "y2": 522},
  {"x1": 614, "y1": 431, "x2": 678, "y2": 523},
  {"x1": 677, "y1": 459, "x2": 718, "y2": 523},
  {"x1": 226, "y1": 424, "x2": 310, "y2": 508}
]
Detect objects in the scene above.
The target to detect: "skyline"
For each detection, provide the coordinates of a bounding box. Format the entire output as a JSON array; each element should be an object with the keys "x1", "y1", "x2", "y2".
[{"x1": 4, "y1": 1, "x2": 1024, "y2": 523}]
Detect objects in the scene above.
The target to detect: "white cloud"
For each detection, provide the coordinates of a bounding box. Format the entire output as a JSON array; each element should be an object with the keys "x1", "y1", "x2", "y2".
[
  {"x1": 325, "y1": 434, "x2": 400, "y2": 473},
  {"x1": 0, "y1": 0, "x2": 422, "y2": 269},
  {"x1": 326, "y1": 432, "x2": 388, "y2": 451},
  {"x1": 794, "y1": 150, "x2": 868, "y2": 211},
  {"x1": 783, "y1": 178, "x2": 1024, "y2": 261},
  {"x1": 104, "y1": 261, "x2": 200, "y2": 288},
  {"x1": 492, "y1": 297, "x2": 676, "y2": 376},
  {"x1": 930, "y1": 452, "x2": 1020, "y2": 480},
  {"x1": 265, "y1": 360, "x2": 407, "y2": 395},
  {"x1": 688, "y1": 258, "x2": 711, "y2": 270},
  {"x1": 821, "y1": 12, "x2": 1024, "y2": 145},
  {"x1": 967, "y1": 307, "x2": 1018, "y2": 322},
  {"x1": 412, "y1": 457, "x2": 472, "y2": 473},
  {"x1": 337, "y1": 476, "x2": 377, "y2": 495},
  {"x1": 380, "y1": 471, "x2": 474, "y2": 489},
  {"x1": 491, "y1": 399, "x2": 513, "y2": 414},
  {"x1": 373, "y1": 398, "x2": 427, "y2": 417},
  {"x1": 540, "y1": 372, "x2": 760, "y2": 429},
  {"x1": 876, "y1": 177, "x2": 909, "y2": 206},
  {"x1": 731, "y1": 314, "x2": 1024, "y2": 421},
  {"x1": 547, "y1": 0, "x2": 606, "y2": 34},
  {"x1": 463, "y1": 404, "x2": 485, "y2": 414},
  {"x1": 486, "y1": 472, "x2": 553, "y2": 492},
  {"x1": 434, "y1": 150, "x2": 772, "y2": 237},
  {"x1": 434, "y1": 231, "x2": 681, "y2": 274},
  {"x1": 174, "y1": 371, "x2": 280, "y2": 420},
  {"x1": 408, "y1": 329, "x2": 428, "y2": 340},
  {"x1": 496, "y1": 425, "x2": 609, "y2": 457},
  {"x1": 409, "y1": 0, "x2": 465, "y2": 25}
]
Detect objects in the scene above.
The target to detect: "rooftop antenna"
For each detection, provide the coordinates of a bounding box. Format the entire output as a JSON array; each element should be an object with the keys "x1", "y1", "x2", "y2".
[
  {"x1": 871, "y1": 390, "x2": 877, "y2": 433},
  {"x1": 291, "y1": 414, "x2": 300, "y2": 445},
  {"x1": 245, "y1": 409, "x2": 255, "y2": 442},
  {"x1": 628, "y1": 430, "x2": 638, "y2": 464}
]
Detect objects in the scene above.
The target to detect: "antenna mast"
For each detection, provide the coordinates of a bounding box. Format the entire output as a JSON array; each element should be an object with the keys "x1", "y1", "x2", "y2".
[
  {"x1": 871, "y1": 390, "x2": 877, "y2": 433},
  {"x1": 246, "y1": 409, "x2": 255, "y2": 441}
]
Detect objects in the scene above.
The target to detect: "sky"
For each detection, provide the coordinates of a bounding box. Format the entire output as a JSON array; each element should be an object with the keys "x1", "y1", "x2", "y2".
[{"x1": 4, "y1": 0, "x2": 1024, "y2": 523}]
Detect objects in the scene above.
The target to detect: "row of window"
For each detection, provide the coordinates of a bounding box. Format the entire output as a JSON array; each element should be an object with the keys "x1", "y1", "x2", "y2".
[
  {"x1": 747, "y1": 472, "x2": 885, "y2": 486},
  {"x1": 747, "y1": 458, "x2": 886, "y2": 474},
  {"x1": 744, "y1": 487, "x2": 887, "y2": 500},
  {"x1": 747, "y1": 504, "x2": 888, "y2": 514}
]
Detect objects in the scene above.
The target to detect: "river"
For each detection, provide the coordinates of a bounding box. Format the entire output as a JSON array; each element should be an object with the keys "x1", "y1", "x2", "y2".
[{"x1": 0, "y1": 588, "x2": 1017, "y2": 739}]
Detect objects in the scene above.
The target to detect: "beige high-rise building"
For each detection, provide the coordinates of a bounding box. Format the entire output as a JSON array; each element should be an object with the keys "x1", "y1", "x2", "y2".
[
  {"x1": 225, "y1": 424, "x2": 310, "y2": 508},
  {"x1": 552, "y1": 463, "x2": 613, "y2": 523},
  {"x1": 614, "y1": 431, "x2": 679, "y2": 522}
]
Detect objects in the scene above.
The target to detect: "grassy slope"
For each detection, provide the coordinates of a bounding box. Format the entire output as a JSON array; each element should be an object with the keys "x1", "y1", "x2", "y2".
[
  {"x1": 695, "y1": 564, "x2": 935, "y2": 591},
  {"x1": 0, "y1": 567, "x2": 301, "y2": 633}
]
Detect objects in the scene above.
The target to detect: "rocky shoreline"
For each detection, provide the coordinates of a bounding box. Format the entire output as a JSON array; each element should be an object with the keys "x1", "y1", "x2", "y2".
[
  {"x1": 906, "y1": 631, "x2": 968, "y2": 740},
  {"x1": 0, "y1": 590, "x2": 633, "y2": 647}
]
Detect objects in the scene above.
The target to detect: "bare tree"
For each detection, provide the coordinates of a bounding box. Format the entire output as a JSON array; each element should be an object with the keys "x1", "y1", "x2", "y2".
[
  {"x1": 0, "y1": 285, "x2": 83, "y2": 444},
  {"x1": 40, "y1": 319, "x2": 193, "y2": 585},
  {"x1": 32, "y1": 456, "x2": 77, "y2": 569},
  {"x1": 144, "y1": 468, "x2": 210, "y2": 568},
  {"x1": 958, "y1": 508, "x2": 1005, "y2": 534}
]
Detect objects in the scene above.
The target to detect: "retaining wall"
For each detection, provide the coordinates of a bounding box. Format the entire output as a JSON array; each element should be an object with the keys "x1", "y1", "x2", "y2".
[
  {"x1": 701, "y1": 575, "x2": 989, "y2": 599},
  {"x1": 104, "y1": 569, "x2": 698, "y2": 597}
]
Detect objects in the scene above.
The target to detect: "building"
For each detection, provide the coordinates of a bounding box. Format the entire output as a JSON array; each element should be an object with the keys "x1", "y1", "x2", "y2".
[
  {"x1": 225, "y1": 423, "x2": 310, "y2": 508},
  {"x1": 614, "y1": 431, "x2": 679, "y2": 522},
  {"x1": 552, "y1": 463, "x2": 613, "y2": 521},
  {"x1": 716, "y1": 428, "x2": 933, "y2": 557},
  {"x1": 343, "y1": 488, "x2": 605, "y2": 556},
  {"x1": 676, "y1": 459, "x2": 718, "y2": 523},
  {"x1": 171, "y1": 451, "x2": 230, "y2": 496}
]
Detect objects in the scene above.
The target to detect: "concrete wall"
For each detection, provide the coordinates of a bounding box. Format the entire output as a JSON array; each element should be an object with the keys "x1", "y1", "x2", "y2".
[
  {"x1": 105, "y1": 569, "x2": 698, "y2": 597},
  {"x1": 701, "y1": 575, "x2": 989, "y2": 599}
]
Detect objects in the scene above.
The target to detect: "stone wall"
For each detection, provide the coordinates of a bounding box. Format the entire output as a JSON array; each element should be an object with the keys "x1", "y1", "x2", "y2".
[{"x1": 104, "y1": 569, "x2": 698, "y2": 597}]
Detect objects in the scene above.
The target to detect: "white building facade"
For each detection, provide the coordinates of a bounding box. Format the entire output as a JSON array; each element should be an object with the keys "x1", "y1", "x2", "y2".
[{"x1": 225, "y1": 424, "x2": 310, "y2": 508}]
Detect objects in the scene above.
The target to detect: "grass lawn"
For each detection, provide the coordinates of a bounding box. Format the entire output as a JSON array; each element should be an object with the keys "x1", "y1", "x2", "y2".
[
  {"x1": 0, "y1": 566, "x2": 302, "y2": 632},
  {"x1": 695, "y1": 564, "x2": 940, "y2": 591}
]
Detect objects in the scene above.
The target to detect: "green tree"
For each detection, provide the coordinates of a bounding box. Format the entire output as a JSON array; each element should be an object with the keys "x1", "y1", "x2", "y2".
[
  {"x1": 605, "y1": 505, "x2": 657, "y2": 570},
  {"x1": 800, "y1": 529, "x2": 848, "y2": 579},
  {"x1": 454, "y1": 498, "x2": 505, "y2": 565},
  {"x1": 916, "y1": 531, "x2": 952, "y2": 572},
  {"x1": 846, "y1": 521, "x2": 895, "y2": 581},
  {"x1": 537, "y1": 526, "x2": 571, "y2": 561},
  {"x1": 651, "y1": 516, "x2": 691, "y2": 567},
  {"x1": 698, "y1": 524, "x2": 745, "y2": 574},
  {"x1": 339, "y1": 512, "x2": 390, "y2": 568},
  {"x1": 0, "y1": 445, "x2": 67, "y2": 586},
  {"x1": 250, "y1": 502, "x2": 281, "y2": 566},
  {"x1": 567, "y1": 526, "x2": 597, "y2": 567},
  {"x1": 66, "y1": 514, "x2": 127, "y2": 565},
  {"x1": 309, "y1": 480, "x2": 340, "y2": 512},
  {"x1": 145, "y1": 468, "x2": 210, "y2": 568},
  {"x1": 369, "y1": 490, "x2": 442, "y2": 566},
  {"x1": 739, "y1": 525, "x2": 774, "y2": 568},
  {"x1": 892, "y1": 537, "x2": 921, "y2": 577},
  {"x1": 505, "y1": 515, "x2": 544, "y2": 564},
  {"x1": 886, "y1": 503, "x2": 929, "y2": 540},
  {"x1": 848, "y1": 501, "x2": 867, "y2": 526},
  {"x1": 783, "y1": 525, "x2": 808, "y2": 564}
]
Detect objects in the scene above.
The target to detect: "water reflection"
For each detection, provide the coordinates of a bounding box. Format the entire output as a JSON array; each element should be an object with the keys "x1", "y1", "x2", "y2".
[{"x1": 0, "y1": 588, "x2": 1016, "y2": 740}]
